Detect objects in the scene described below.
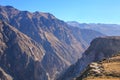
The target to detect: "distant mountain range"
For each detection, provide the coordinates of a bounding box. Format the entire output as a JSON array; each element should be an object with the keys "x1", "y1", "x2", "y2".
[
  {"x1": 0, "y1": 5, "x2": 104, "y2": 80},
  {"x1": 67, "y1": 21, "x2": 120, "y2": 36}
]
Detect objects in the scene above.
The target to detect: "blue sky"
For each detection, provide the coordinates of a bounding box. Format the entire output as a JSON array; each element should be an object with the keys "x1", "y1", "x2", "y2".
[{"x1": 0, "y1": 0, "x2": 120, "y2": 24}]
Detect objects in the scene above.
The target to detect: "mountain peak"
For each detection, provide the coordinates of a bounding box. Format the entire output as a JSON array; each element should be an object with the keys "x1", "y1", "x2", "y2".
[
  {"x1": 0, "y1": 5, "x2": 56, "y2": 20},
  {"x1": 4, "y1": 5, "x2": 14, "y2": 8},
  {"x1": 0, "y1": 5, "x2": 13, "y2": 8},
  {"x1": 33, "y1": 11, "x2": 56, "y2": 19}
]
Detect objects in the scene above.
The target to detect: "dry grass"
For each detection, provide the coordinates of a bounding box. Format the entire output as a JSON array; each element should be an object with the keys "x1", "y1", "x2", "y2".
[
  {"x1": 103, "y1": 62, "x2": 120, "y2": 74},
  {"x1": 83, "y1": 76, "x2": 120, "y2": 80},
  {"x1": 82, "y1": 53, "x2": 120, "y2": 80},
  {"x1": 84, "y1": 77, "x2": 120, "y2": 80}
]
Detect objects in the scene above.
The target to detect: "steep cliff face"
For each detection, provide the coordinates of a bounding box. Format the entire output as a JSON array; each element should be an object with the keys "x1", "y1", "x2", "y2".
[
  {"x1": 0, "y1": 5, "x2": 88, "y2": 80},
  {"x1": 0, "y1": 21, "x2": 49, "y2": 80},
  {"x1": 68, "y1": 24, "x2": 104, "y2": 44},
  {"x1": 59, "y1": 36, "x2": 120, "y2": 80},
  {"x1": 0, "y1": 5, "x2": 87, "y2": 60},
  {"x1": 79, "y1": 29, "x2": 104, "y2": 44}
]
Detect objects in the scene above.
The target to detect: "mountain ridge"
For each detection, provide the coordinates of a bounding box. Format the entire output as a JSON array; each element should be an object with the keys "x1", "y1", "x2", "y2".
[
  {"x1": 59, "y1": 36, "x2": 120, "y2": 80},
  {"x1": 67, "y1": 21, "x2": 120, "y2": 36}
]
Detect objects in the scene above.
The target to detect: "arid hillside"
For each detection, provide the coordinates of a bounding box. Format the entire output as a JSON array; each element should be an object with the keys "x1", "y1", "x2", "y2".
[
  {"x1": 76, "y1": 53, "x2": 120, "y2": 80},
  {"x1": 59, "y1": 36, "x2": 120, "y2": 80}
]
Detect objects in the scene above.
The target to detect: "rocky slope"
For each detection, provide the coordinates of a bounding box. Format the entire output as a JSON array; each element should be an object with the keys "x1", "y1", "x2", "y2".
[
  {"x1": 0, "y1": 20, "x2": 49, "y2": 80},
  {"x1": 0, "y1": 5, "x2": 86, "y2": 80},
  {"x1": 68, "y1": 26, "x2": 104, "y2": 44},
  {"x1": 59, "y1": 36, "x2": 120, "y2": 80},
  {"x1": 76, "y1": 53, "x2": 120, "y2": 80},
  {"x1": 0, "y1": 5, "x2": 105, "y2": 80},
  {"x1": 0, "y1": 67, "x2": 13, "y2": 80},
  {"x1": 79, "y1": 29, "x2": 104, "y2": 44}
]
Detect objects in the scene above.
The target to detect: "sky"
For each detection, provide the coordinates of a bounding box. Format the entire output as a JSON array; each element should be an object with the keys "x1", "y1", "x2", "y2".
[{"x1": 0, "y1": 0, "x2": 120, "y2": 24}]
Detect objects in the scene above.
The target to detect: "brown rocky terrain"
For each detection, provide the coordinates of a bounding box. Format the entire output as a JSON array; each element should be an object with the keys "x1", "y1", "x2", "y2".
[
  {"x1": 59, "y1": 36, "x2": 120, "y2": 80},
  {"x1": 0, "y1": 5, "x2": 105, "y2": 80},
  {"x1": 0, "y1": 20, "x2": 49, "y2": 80},
  {"x1": 76, "y1": 53, "x2": 120, "y2": 80},
  {"x1": 0, "y1": 67, "x2": 13, "y2": 80},
  {"x1": 0, "y1": 5, "x2": 87, "y2": 80}
]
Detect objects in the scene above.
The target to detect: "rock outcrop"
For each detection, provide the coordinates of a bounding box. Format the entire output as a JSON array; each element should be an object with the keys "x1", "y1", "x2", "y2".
[
  {"x1": 76, "y1": 53, "x2": 120, "y2": 80},
  {"x1": 59, "y1": 36, "x2": 120, "y2": 80},
  {"x1": 0, "y1": 67, "x2": 13, "y2": 80}
]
